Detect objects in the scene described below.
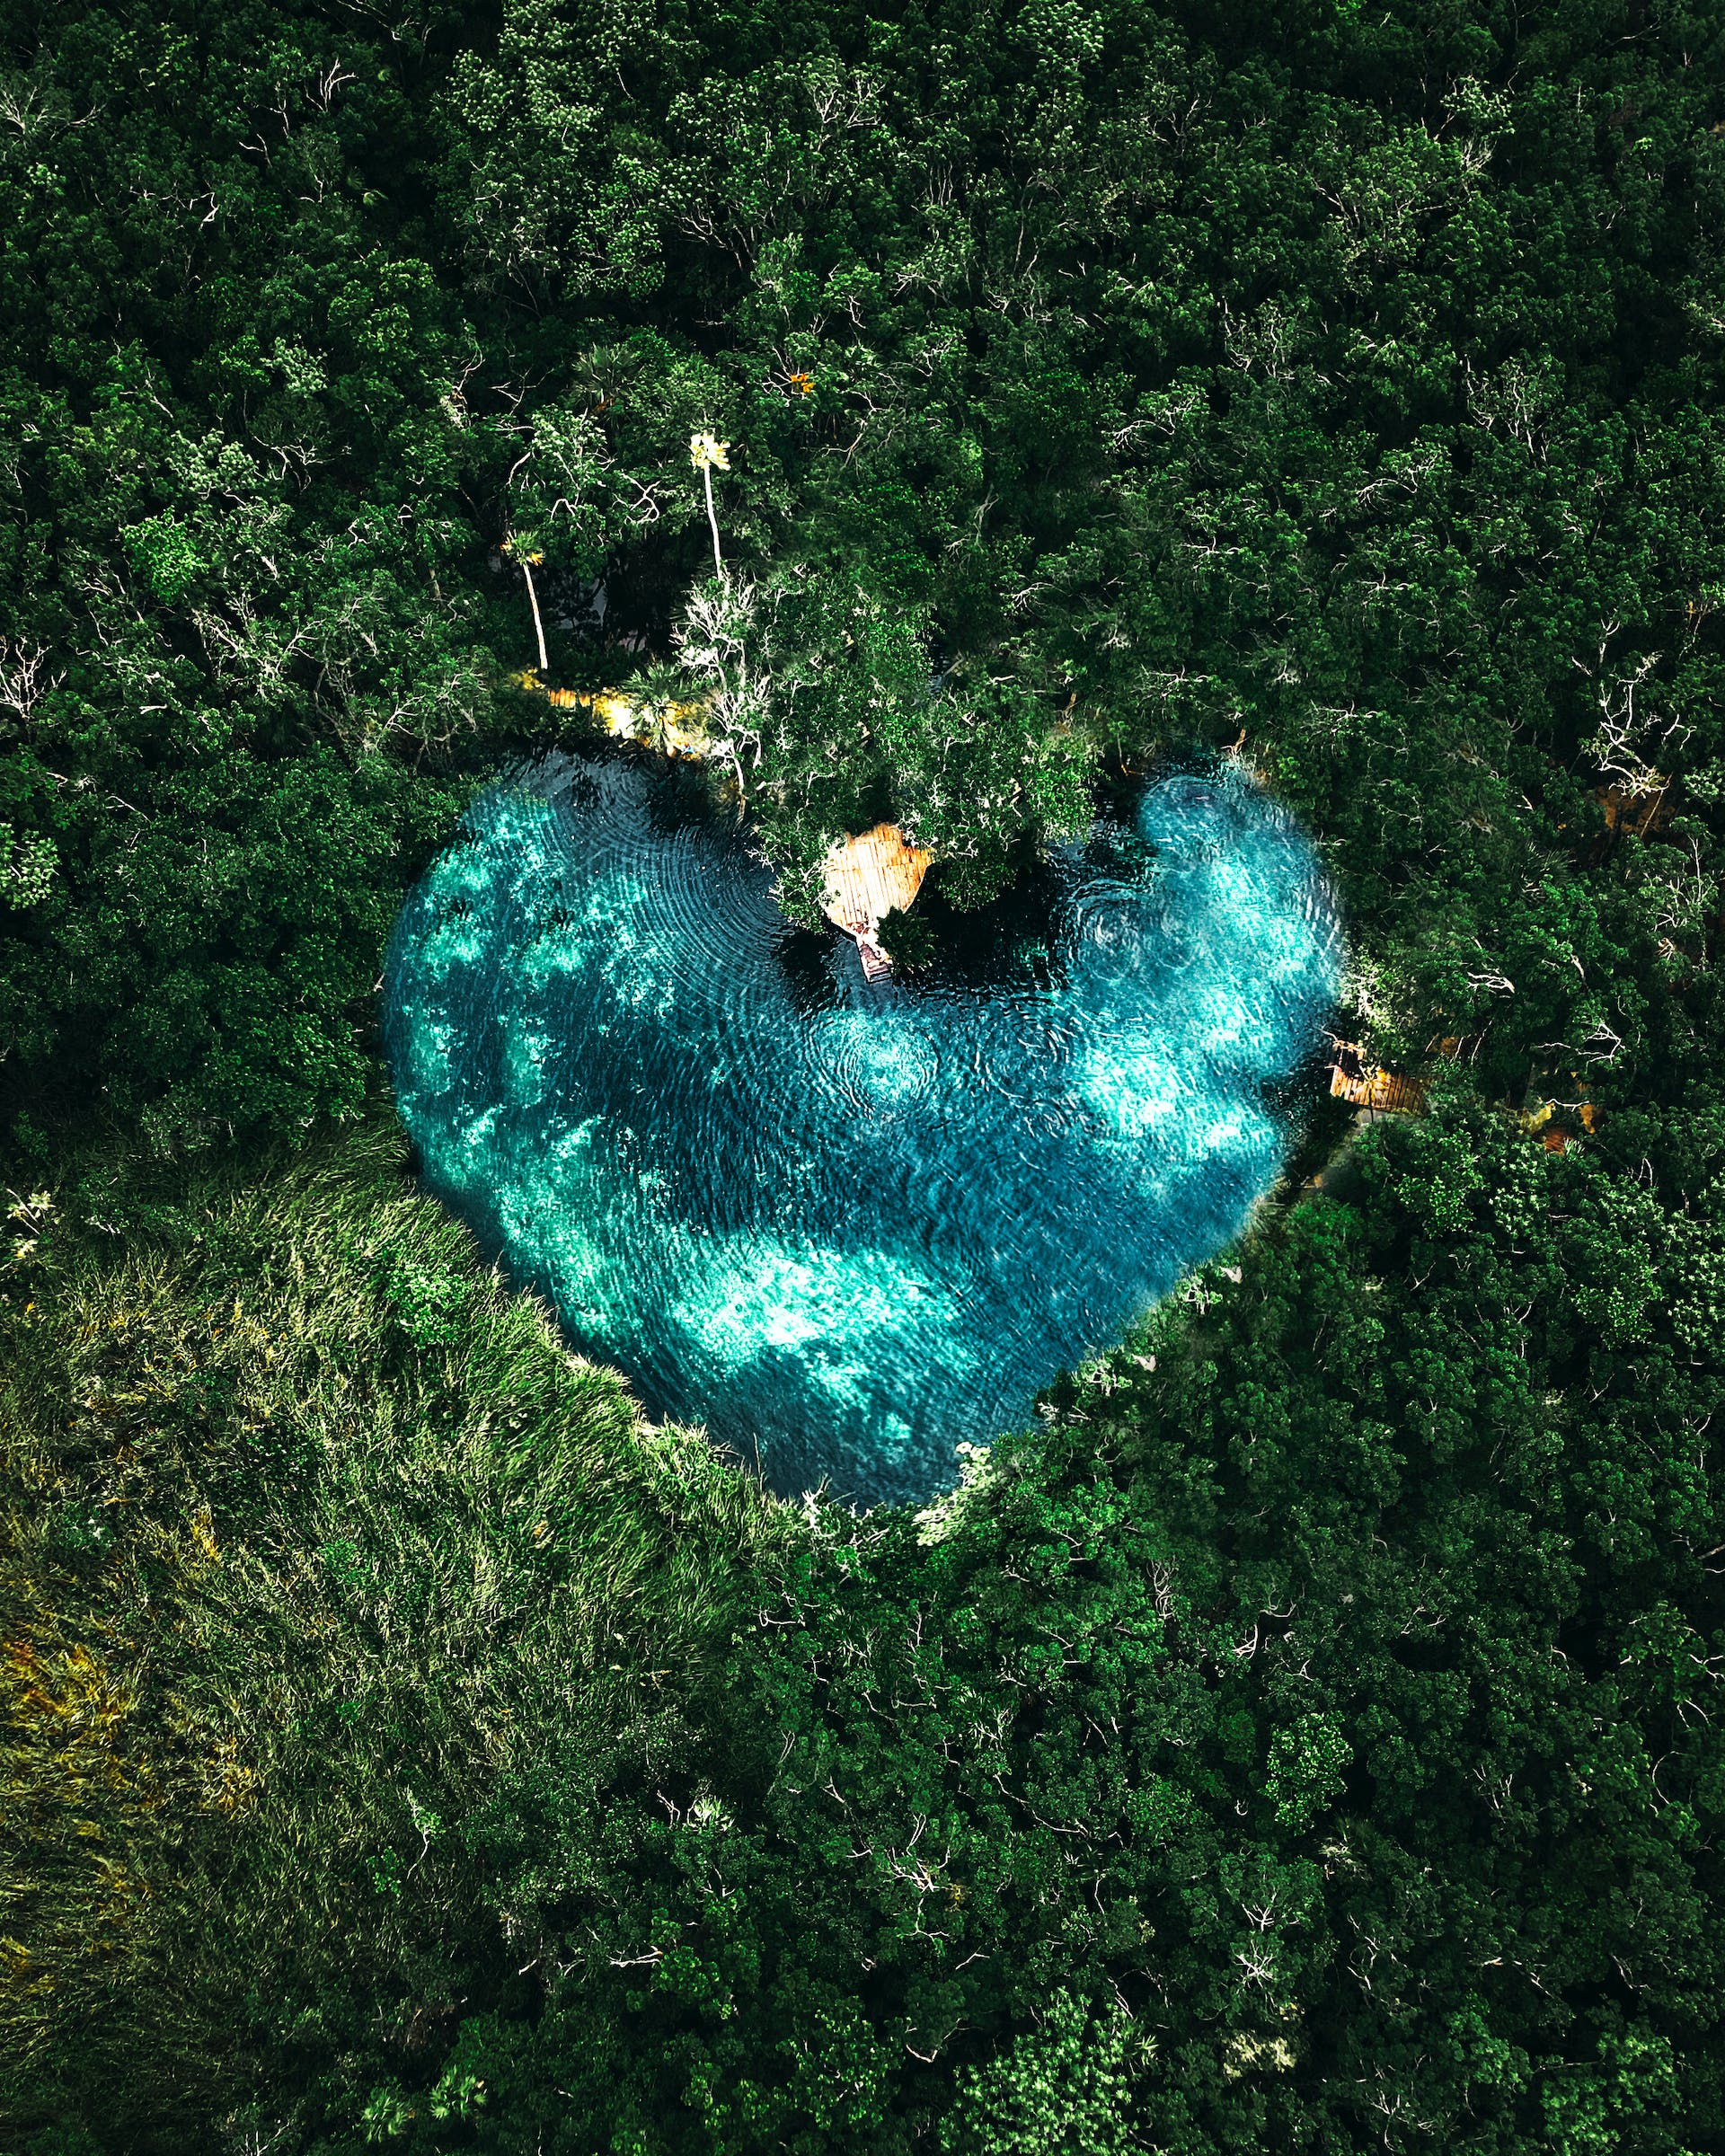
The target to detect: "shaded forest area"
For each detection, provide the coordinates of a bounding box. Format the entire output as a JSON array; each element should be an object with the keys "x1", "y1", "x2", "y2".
[{"x1": 3, "y1": 0, "x2": 1725, "y2": 2150}]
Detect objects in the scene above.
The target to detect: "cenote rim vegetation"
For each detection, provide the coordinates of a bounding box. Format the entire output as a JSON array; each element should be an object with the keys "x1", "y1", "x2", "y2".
[{"x1": 383, "y1": 751, "x2": 1341, "y2": 1505}]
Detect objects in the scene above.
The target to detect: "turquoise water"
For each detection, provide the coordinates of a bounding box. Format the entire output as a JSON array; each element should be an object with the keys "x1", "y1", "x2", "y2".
[{"x1": 383, "y1": 754, "x2": 1340, "y2": 1505}]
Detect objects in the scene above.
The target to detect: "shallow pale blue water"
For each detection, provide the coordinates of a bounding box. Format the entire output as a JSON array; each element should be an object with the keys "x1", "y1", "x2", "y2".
[{"x1": 383, "y1": 754, "x2": 1340, "y2": 1505}]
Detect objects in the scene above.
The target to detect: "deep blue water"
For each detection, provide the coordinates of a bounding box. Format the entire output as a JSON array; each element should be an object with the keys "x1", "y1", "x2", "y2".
[{"x1": 383, "y1": 754, "x2": 1340, "y2": 1506}]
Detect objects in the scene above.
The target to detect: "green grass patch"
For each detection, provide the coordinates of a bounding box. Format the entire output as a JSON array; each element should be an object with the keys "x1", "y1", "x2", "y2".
[{"x1": 0, "y1": 1118, "x2": 793, "y2": 2143}]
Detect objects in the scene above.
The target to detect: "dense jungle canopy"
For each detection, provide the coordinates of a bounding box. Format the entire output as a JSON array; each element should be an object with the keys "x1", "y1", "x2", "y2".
[{"x1": 3, "y1": 0, "x2": 1725, "y2": 2151}]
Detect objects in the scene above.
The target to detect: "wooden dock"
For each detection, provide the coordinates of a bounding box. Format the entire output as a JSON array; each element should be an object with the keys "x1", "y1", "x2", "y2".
[
  {"x1": 820, "y1": 823, "x2": 933, "y2": 976},
  {"x1": 1328, "y1": 1044, "x2": 1425, "y2": 1117}
]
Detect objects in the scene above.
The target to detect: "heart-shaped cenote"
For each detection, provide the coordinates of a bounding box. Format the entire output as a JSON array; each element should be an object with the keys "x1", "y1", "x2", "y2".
[{"x1": 383, "y1": 754, "x2": 1341, "y2": 1506}]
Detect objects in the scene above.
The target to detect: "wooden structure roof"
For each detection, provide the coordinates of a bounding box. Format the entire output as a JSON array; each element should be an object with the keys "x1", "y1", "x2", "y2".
[
  {"x1": 820, "y1": 823, "x2": 933, "y2": 980},
  {"x1": 821, "y1": 823, "x2": 933, "y2": 938}
]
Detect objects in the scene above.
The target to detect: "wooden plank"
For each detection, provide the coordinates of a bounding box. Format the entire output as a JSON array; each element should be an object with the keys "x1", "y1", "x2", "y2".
[
  {"x1": 1328, "y1": 1047, "x2": 1425, "y2": 1116},
  {"x1": 820, "y1": 823, "x2": 932, "y2": 936}
]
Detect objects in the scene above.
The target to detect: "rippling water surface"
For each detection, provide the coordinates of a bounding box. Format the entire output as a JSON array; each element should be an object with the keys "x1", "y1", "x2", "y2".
[{"x1": 384, "y1": 754, "x2": 1340, "y2": 1505}]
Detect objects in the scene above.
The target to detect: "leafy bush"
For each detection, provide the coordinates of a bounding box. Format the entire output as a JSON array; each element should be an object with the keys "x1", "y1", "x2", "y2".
[
  {"x1": 351, "y1": 1102, "x2": 1723, "y2": 2154},
  {"x1": 874, "y1": 905, "x2": 936, "y2": 973}
]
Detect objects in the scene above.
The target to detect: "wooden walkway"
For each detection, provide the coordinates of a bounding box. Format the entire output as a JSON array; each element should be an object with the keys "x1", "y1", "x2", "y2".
[
  {"x1": 820, "y1": 823, "x2": 933, "y2": 976},
  {"x1": 1328, "y1": 1044, "x2": 1425, "y2": 1117}
]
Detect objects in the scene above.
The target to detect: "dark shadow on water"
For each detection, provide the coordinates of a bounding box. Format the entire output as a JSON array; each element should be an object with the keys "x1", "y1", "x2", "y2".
[
  {"x1": 774, "y1": 924, "x2": 848, "y2": 1017},
  {"x1": 908, "y1": 852, "x2": 1073, "y2": 999}
]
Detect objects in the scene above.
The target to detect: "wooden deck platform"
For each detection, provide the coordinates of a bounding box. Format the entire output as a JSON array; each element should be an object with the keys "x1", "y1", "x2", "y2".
[
  {"x1": 820, "y1": 823, "x2": 933, "y2": 976},
  {"x1": 1328, "y1": 1045, "x2": 1425, "y2": 1117},
  {"x1": 1598, "y1": 779, "x2": 1672, "y2": 844},
  {"x1": 821, "y1": 823, "x2": 932, "y2": 934}
]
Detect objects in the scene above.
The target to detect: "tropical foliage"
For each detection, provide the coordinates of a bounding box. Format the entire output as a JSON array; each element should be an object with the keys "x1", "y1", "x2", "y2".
[{"x1": 3, "y1": 0, "x2": 1724, "y2": 2149}]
